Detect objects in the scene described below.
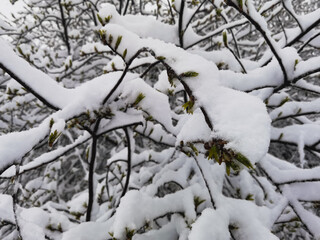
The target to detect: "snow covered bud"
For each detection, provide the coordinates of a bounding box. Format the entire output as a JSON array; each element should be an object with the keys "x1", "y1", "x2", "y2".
[
  {"x1": 204, "y1": 139, "x2": 253, "y2": 175},
  {"x1": 237, "y1": 0, "x2": 243, "y2": 10},
  {"x1": 48, "y1": 130, "x2": 62, "y2": 148},
  {"x1": 216, "y1": 8, "x2": 222, "y2": 17},
  {"x1": 115, "y1": 36, "x2": 122, "y2": 51},
  {"x1": 294, "y1": 59, "x2": 299, "y2": 70},
  {"x1": 97, "y1": 14, "x2": 112, "y2": 26},
  {"x1": 222, "y1": 30, "x2": 228, "y2": 47},
  {"x1": 99, "y1": 29, "x2": 107, "y2": 45},
  {"x1": 179, "y1": 71, "x2": 199, "y2": 78},
  {"x1": 132, "y1": 93, "x2": 145, "y2": 107},
  {"x1": 123, "y1": 49, "x2": 127, "y2": 59},
  {"x1": 182, "y1": 100, "x2": 194, "y2": 114}
]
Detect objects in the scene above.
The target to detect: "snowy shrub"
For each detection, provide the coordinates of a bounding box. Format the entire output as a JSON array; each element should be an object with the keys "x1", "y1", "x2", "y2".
[{"x1": 0, "y1": 0, "x2": 320, "y2": 239}]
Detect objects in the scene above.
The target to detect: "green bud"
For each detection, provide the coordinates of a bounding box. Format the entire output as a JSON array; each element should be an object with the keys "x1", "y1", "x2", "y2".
[{"x1": 115, "y1": 36, "x2": 122, "y2": 51}]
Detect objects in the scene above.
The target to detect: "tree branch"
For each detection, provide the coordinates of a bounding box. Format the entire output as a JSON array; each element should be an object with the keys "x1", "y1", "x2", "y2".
[
  {"x1": 86, "y1": 118, "x2": 101, "y2": 221},
  {"x1": 120, "y1": 127, "x2": 132, "y2": 197},
  {"x1": 58, "y1": 0, "x2": 71, "y2": 54}
]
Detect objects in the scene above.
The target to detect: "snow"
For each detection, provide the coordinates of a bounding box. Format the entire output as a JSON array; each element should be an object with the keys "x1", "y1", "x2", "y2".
[
  {"x1": 81, "y1": 42, "x2": 111, "y2": 55},
  {"x1": 295, "y1": 79, "x2": 320, "y2": 94},
  {"x1": 270, "y1": 99, "x2": 320, "y2": 120},
  {"x1": 189, "y1": 208, "x2": 230, "y2": 240},
  {"x1": 294, "y1": 56, "x2": 320, "y2": 79},
  {"x1": 219, "y1": 59, "x2": 283, "y2": 91},
  {"x1": 0, "y1": 38, "x2": 72, "y2": 109},
  {"x1": 190, "y1": 49, "x2": 259, "y2": 72},
  {"x1": 25, "y1": 177, "x2": 43, "y2": 191},
  {"x1": 0, "y1": 117, "x2": 50, "y2": 172},
  {"x1": 217, "y1": 198, "x2": 278, "y2": 240},
  {"x1": 282, "y1": 186, "x2": 320, "y2": 238},
  {"x1": 201, "y1": 86, "x2": 271, "y2": 164},
  {"x1": 143, "y1": 155, "x2": 194, "y2": 196},
  {"x1": 98, "y1": 4, "x2": 179, "y2": 44},
  {"x1": 287, "y1": 182, "x2": 320, "y2": 202},
  {"x1": 0, "y1": 194, "x2": 14, "y2": 223},
  {"x1": 111, "y1": 187, "x2": 200, "y2": 238},
  {"x1": 177, "y1": 110, "x2": 211, "y2": 144},
  {"x1": 278, "y1": 47, "x2": 301, "y2": 80},
  {"x1": 62, "y1": 222, "x2": 111, "y2": 240},
  {"x1": 18, "y1": 207, "x2": 50, "y2": 240},
  {"x1": 299, "y1": 8, "x2": 320, "y2": 30},
  {"x1": 121, "y1": 78, "x2": 175, "y2": 133},
  {"x1": 51, "y1": 118, "x2": 66, "y2": 134},
  {"x1": 102, "y1": 23, "x2": 271, "y2": 164},
  {"x1": 133, "y1": 222, "x2": 178, "y2": 240},
  {"x1": 272, "y1": 124, "x2": 320, "y2": 146},
  {"x1": 0, "y1": 0, "x2": 25, "y2": 19},
  {"x1": 187, "y1": 170, "x2": 278, "y2": 240},
  {"x1": 97, "y1": 111, "x2": 144, "y2": 136},
  {"x1": 0, "y1": 67, "x2": 140, "y2": 174},
  {"x1": 135, "y1": 122, "x2": 176, "y2": 146},
  {"x1": 0, "y1": 132, "x2": 91, "y2": 178},
  {"x1": 260, "y1": 154, "x2": 320, "y2": 184},
  {"x1": 154, "y1": 70, "x2": 180, "y2": 94},
  {"x1": 67, "y1": 192, "x2": 88, "y2": 215},
  {"x1": 3, "y1": 0, "x2": 320, "y2": 239}
]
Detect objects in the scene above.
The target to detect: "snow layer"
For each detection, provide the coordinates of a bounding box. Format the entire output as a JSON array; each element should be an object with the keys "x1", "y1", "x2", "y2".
[
  {"x1": 98, "y1": 4, "x2": 179, "y2": 44},
  {"x1": 0, "y1": 194, "x2": 14, "y2": 223},
  {"x1": 62, "y1": 222, "x2": 111, "y2": 240},
  {"x1": 18, "y1": 207, "x2": 50, "y2": 240},
  {"x1": 0, "y1": 69, "x2": 138, "y2": 173},
  {"x1": 111, "y1": 187, "x2": 200, "y2": 238},
  {"x1": 102, "y1": 23, "x2": 271, "y2": 164},
  {"x1": 189, "y1": 208, "x2": 230, "y2": 240},
  {"x1": 0, "y1": 39, "x2": 71, "y2": 109},
  {"x1": 121, "y1": 78, "x2": 175, "y2": 133}
]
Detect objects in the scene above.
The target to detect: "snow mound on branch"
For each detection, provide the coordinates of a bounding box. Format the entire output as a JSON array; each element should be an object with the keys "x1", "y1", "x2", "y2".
[
  {"x1": 62, "y1": 222, "x2": 111, "y2": 240},
  {"x1": 177, "y1": 110, "x2": 211, "y2": 144},
  {"x1": 102, "y1": 23, "x2": 271, "y2": 164},
  {"x1": 0, "y1": 194, "x2": 14, "y2": 223},
  {"x1": 19, "y1": 208, "x2": 50, "y2": 240},
  {"x1": 203, "y1": 87, "x2": 271, "y2": 164},
  {"x1": 121, "y1": 78, "x2": 175, "y2": 133},
  {"x1": 189, "y1": 208, "x2": 230, "y2": 240},
  {"x1": 111, "y1": 187, "x2": 199, "y2": 238},
  {"x1": 98, "y1": 3, "x2": 179, "y2": 44}
]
